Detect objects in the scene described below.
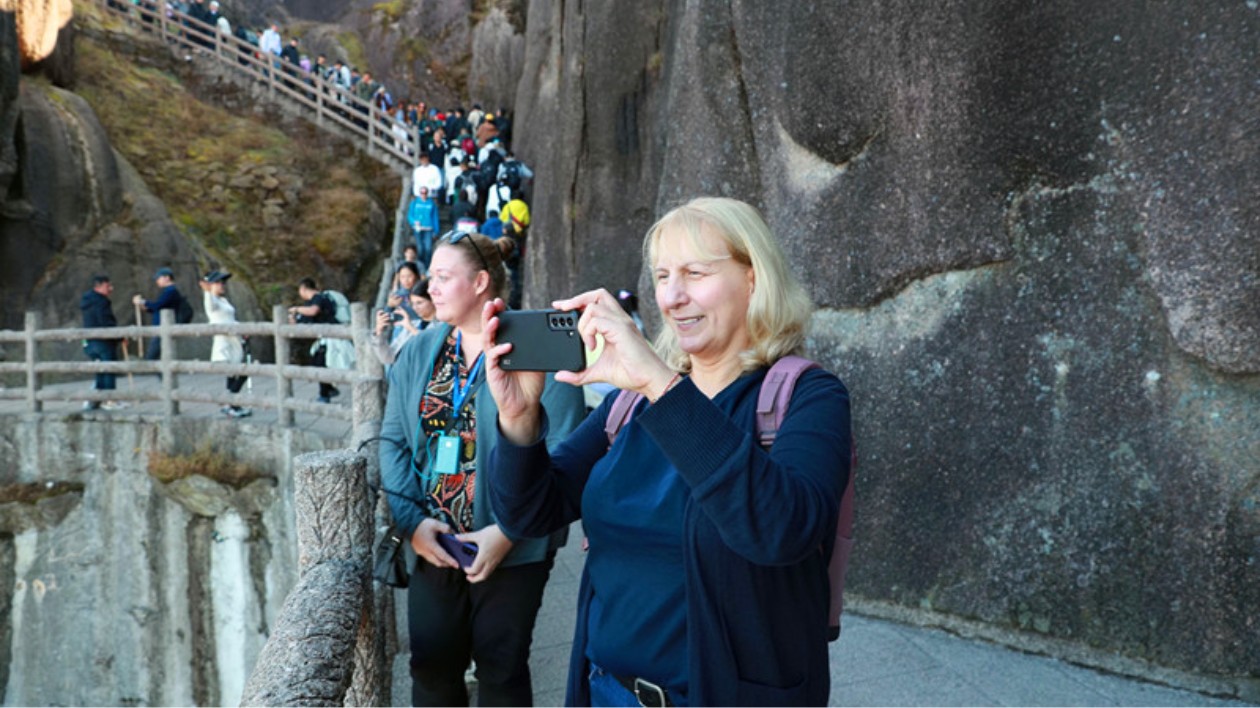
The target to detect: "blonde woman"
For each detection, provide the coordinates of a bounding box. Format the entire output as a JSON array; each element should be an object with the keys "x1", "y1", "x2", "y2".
[{"x1": 483, "y1": 197, "x2": 852, "y2": 706}]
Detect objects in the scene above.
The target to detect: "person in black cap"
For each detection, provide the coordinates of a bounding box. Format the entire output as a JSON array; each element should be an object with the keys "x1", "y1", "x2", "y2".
[
  {"x1": 133, "y1": 267, "x2": 187, "y2": 360},
  {"x1": 79, "y1": 274, "x2": 130, "y2": 411},
  {"x1": 200, "y1": 270, "x2": 251, "y2": 418}
]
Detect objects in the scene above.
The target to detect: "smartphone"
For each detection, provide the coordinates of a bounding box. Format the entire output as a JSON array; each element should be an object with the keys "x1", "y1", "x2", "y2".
[
  {"x1": 437, "y1": 533, "x2": 479, "y2": 568},
  {"x1": 496, "y1": 309, "x2": 587, "y2": 372}
]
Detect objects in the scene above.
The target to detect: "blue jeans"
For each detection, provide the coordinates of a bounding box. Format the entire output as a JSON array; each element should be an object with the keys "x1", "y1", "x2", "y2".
[
  {"x1": 84, "y1": 340, "x2": 117, "y2": 391},
  {"x1": 588, "y1": 663, "x2": 638, "y2": 707},
  {"x1": 588, "y1": 661, "x2": 686, "y2": 707},
  {"x1": 413, "y1": 227, "x2": 435, "y2": 269}
]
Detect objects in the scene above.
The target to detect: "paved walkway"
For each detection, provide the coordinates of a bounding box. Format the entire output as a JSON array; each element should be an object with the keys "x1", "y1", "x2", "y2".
[{"x1": 394, "y1": 527, "x2": 1254, "y2": 707}]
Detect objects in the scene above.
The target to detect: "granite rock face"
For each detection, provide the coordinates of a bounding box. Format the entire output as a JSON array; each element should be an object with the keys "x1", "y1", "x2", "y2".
[
  {"x1": 0, "y1": 81, "x2": 211, "y2": 356},
  {"x1": 512, "y1": 0, "x2": 1260, "y2": 686},
  {"x1": 0, "y1": 416, "x2": 337, "y2": 706}
]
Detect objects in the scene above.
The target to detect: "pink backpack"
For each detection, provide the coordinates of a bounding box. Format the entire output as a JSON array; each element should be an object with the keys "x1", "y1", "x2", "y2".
[{"x1": 603, "y1": 355, "x2": 856, "y2": 641}]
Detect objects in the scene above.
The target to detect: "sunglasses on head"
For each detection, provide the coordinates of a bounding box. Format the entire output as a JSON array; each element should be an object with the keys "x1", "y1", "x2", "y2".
[{"x1": 444, "y1": 231, "x2": 491, "y2": 273}]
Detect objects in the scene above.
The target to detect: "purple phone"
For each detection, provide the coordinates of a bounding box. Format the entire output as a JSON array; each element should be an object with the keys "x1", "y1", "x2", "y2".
[{"x1": 437, "y1": 533, "x2": 479, "y2": 568}]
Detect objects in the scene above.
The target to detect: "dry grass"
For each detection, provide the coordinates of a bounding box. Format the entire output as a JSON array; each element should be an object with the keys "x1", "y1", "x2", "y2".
[
  {"x1": 70, "y1": 28, "x2": 399, "y2": 309},
  {"x1": 0, "y1": 481, "x2": 85, "y2": 505},
  {"x1": 147, "y1": 442, "x2": 270, "y2": 489}
]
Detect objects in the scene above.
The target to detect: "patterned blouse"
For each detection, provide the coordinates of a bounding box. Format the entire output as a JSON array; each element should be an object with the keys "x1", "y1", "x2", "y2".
[{"x1": 417, "y1": 333, "x2": 479, "y2": 533}]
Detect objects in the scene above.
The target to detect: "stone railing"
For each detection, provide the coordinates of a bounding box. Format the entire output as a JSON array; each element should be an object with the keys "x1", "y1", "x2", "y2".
[
  {"x1": 240, "y1": 449, "x2": 388, "y2": 706},
  {"x1": 91, "y1": 0, "x2": 423, "y2": 173},
  {"x1": 0, "y1": 303, "x2": 384, "y2": 443}
]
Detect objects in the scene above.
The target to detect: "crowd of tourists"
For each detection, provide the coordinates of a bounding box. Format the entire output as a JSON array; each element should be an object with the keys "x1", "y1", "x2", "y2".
[{"x1": 86, "y1": 8, "x2": 854, "y2": 705}]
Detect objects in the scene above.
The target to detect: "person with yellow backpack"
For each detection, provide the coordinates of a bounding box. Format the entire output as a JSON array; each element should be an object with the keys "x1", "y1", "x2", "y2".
[{"x1": 500, "y1": 198, "x2": 531, "y2": 308}]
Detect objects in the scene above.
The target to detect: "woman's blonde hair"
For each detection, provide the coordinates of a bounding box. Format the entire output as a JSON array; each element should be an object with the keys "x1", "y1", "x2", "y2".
[{"x1": 643, "y1": 197, "x2": 813, "y2": 372}]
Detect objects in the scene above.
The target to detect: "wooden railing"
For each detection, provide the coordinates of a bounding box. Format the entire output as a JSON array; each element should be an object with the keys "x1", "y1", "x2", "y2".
[
  {"x1": 92, "y1": 0, "x2": 424, "y2": 172},
  {"x1": 0, "y1": 303, "x2": 384, "y2": 436}
]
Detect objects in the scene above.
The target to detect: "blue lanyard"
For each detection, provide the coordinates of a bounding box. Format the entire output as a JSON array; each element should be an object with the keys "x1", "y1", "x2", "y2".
[{"x1": 450, "y1": 330, "x2": 483, "y2": 424}]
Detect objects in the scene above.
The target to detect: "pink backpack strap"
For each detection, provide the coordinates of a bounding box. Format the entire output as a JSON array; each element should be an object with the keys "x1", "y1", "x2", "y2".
[
  {"x1": 604, "y1": 389, "x2": 645, "y2": 447},
  {"x1": 756, "y1": 355, "x2": 820, "y2": 447},
  {"x1": 829, "y1": 445, "x2": 857, "y2": 639}
]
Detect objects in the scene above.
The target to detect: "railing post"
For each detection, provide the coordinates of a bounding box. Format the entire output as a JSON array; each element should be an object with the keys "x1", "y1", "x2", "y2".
[
  {"x1": 274, "y1": 305, "x2": 293, "y2": 427},
  {"x1": 241, "y1": 450, "x2": 380, "y2": 706},
  {"x1": 316, "y1": 80, "x2": 325, "y2": 126},
  {"x1": 159, "y1": 308, "x2": 176, "y2": 419},
  {"x1": 349, "y1": 303, "x2": 383, "y2": 448},
  {"x1": 24, "y1": 311, "x2": 40, "y2": 414},
  {"x1": 411, "y1": 122, "x2": 421, "y2": 169}
]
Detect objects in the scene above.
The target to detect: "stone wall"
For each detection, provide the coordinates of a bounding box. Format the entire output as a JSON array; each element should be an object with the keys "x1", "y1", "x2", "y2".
[
  {"x1": 0, "y1": 416, "x2": 338, "y2": 706},
  {"x1": 512, "y1": 0, "x2": 1260, "y2": 689}
]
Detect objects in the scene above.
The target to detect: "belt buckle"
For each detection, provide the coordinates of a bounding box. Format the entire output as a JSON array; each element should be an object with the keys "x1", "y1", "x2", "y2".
[{"x1": 633, "y1": 677, "x2": 668, "y2": 707}]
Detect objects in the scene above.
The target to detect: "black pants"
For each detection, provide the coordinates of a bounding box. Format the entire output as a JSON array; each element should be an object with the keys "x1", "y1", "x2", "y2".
[
  {"x1": 407, "y1": 556, "x2": 554, "y2": 706},
  {"x1": 311, "y1": 345, "x2": 337, "y2": 398},
  {"x1": 84, "y1": 340, "x2": 118, "y2": 390},
  {"x1": 227, "y1": 375, "x2": 246, "y2": 394}
]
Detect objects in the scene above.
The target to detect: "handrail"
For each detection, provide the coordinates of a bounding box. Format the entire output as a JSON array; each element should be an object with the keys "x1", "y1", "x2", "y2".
[
  {"x1": 3, "y1": 303, "x2": 380, "y2": 430},
  {"x1": 92, "y1": 0, "x2": 424, "y2": 172}
]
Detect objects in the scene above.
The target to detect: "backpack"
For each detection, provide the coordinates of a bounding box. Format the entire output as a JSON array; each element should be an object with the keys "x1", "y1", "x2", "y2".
[
  {"x1": 501, "y1": 160, "x2": 523, "y2": 191},
  {"x1": 175, "y1": 293, "x2": 195, "y2": 324},
  {"x1": 603, "y1": 355, "x2": 856, "y2": 641},
  {"x1": 323, "y1": 290, "x2": 352, "y2": 324}
]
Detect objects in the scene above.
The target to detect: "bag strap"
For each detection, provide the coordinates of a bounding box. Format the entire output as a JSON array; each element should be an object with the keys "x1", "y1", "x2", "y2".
[
  {"x1": 755, "y1": 355, "x2": 820, "y2": 447},
  {"x1": 604, "y1": 389, "x2": 644, "y2": 447}
]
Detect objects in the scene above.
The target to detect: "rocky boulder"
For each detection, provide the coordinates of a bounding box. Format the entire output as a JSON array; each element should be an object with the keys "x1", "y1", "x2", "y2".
[
  {"x1": 512, "y1": 0, "x2": 1260, "y2": 690},
  {"x1": 466, "y1": 7, "x2": 524, "y2": 111},
  {"x1": 0, "y1": 78, "x2": 217, "y2": 359}
]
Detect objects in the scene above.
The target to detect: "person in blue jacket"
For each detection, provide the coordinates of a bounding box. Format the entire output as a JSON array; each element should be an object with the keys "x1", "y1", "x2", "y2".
[
  {"x1": 481, "y1": 197, "x2": 852, "y2": 706},
  {"x1": 132, "y1": 267, "x2": 185, "y2": 360},
  {"x1": 409, "y1": 185, "x2": 441, "y2": 268},
  {"x1": 378, "y1": 230, "x2": 585, "y2": 706}
]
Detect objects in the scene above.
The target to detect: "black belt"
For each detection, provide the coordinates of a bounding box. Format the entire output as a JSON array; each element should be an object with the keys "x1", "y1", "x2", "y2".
[{"x1": 613, "y1": 673, "x2": 674, "y2": 707}]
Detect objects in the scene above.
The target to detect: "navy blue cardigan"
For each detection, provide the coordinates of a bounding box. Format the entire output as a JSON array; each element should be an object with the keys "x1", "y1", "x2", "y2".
[{"x1": 489, "y1": 368, "x2": 851, "y2": 705}]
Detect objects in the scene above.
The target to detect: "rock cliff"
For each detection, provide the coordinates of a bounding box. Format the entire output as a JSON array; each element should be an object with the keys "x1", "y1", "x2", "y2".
[{"x1": 512, "y1": 0, "x2": 1260, "y2": 690}]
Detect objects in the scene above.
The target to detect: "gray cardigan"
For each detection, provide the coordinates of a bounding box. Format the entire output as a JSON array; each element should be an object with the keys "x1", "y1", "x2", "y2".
[{"x1": 378, "y1": 322, "x2": 585, "y2": 567}]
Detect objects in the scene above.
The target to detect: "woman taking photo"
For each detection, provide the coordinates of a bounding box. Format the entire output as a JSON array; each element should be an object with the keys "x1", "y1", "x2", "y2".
[
  {"x1": 378, "y1": 231, "x2": 585, "y2": 706},
  {"x1": 372, "y1": 278, "x2": 435, "y2": 366},
  {"x1": 482, "y1": 197, "x2": 852, "y2": 706}
]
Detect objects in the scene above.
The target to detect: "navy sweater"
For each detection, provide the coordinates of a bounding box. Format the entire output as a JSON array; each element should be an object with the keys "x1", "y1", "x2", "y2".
[{"x1": 490, "y1": 368, "x2": 851, "y2": 706}]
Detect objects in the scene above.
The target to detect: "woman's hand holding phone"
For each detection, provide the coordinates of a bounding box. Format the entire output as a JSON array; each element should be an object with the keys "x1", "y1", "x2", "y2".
[
  {"x1": 550, "y1": 289, "x2": 675, "y2": 398},
  {"x1": 411, "y1": 517, "x2": 461, "y2": 569},
  {"x1": 460, "y1": 524, "x2": 514, "y2": 584},
  {"x1": 482, "y1": 299, "x2": 547, "y2": 444}
]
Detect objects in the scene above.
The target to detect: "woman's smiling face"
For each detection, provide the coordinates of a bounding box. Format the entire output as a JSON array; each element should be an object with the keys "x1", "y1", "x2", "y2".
[{"x1": 652, "y1": 224, "x2": 754, "y2": 370}]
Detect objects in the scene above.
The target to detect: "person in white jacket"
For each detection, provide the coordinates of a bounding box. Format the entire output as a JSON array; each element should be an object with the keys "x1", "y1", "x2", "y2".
[
  {"x1": 200, "y1": 270, "x2": 251, "y2": 418},
  {"x1": 411, "y1": 151, "x2": 444, "y2": 199}
]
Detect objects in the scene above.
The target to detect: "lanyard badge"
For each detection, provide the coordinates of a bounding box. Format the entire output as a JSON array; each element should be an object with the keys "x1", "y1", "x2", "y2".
[{"x1": 433, "y1": 331, "x2": 482, "y2": 476}]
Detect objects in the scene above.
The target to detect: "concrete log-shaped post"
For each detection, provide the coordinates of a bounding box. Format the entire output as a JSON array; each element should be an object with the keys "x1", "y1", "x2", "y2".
[
  {"x1": 159, "y1": 308, "x2": 177, "y2": 418},
  {"x1": 349, "y1": 302, "x2": 385, "y2": 451},
  {"x1": 274, "y1": 305, "x2": 293, "y2": 427},
  {"x1": 294, "y1": 450, "x2": 373, "y2": 572},
  {"x1": 238, "y1": 560, "x2": 367, "y2": 707},
  {"x1": 25, "y1": 311, "x2": 40, "y2": 413},
  {"x1": 289, "y1": 449, "x2": 384, "y2": 705}
]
